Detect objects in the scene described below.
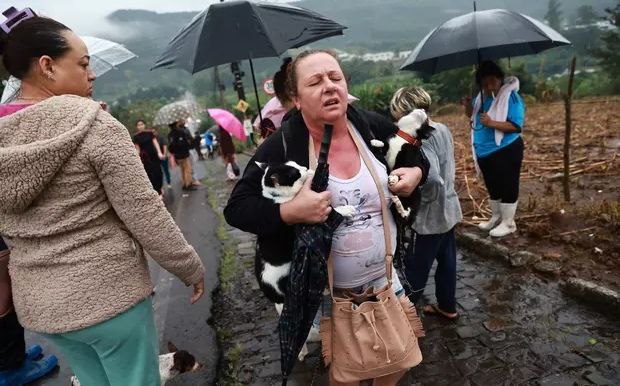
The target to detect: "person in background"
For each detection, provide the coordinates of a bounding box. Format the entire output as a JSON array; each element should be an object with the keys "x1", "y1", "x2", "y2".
[
  {"x1": 219, "y1": 127, "x2": 239, "y2": 181},
  {"x1": 153, "y1": 128, "x2": 172, "y2": 189},
  {"x1": 193, "y1": 131, "x2": 205, "y2": 160},
  {"x1": 254, "y1": 57, "x2": 293, "y2": 143},
  {"x1": 204, "y1": 129, "x2": 217, "y2": 159},
  {"x1": 462, "y1": 60, "x2": 525, "y2": 237},
  {"x1": 0, "y1": 10, "x2": 205, "y2": 385},
  {"x1": 1, "y1": 236, "x2": 58, "y2": 385},
  {"x1": 391, "y1": 87, "x2": 462, "y2": 320},
  {"x1": 168, "y1": 119, "x2": 196, "y2": 191},
  {"x1": 133, "y1": 119, "x2": 164, "y2": 195}
]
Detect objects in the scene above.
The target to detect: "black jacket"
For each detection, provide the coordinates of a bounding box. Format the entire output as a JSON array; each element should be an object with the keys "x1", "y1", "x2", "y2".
[
  {"x1": 223, "y1": 105, "x2": 429, "y2": 262},
  {"x1": 168, "y1": 128, "x2": 193, "y2": 159}
]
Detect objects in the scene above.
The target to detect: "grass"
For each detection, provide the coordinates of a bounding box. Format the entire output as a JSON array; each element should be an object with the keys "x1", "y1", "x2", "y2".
[
  {"x1": 218, "y1": 344, "x2": 244, "y2": 386},
  {"x1": 202, "y1": 176, "x2": 236, "y2": 291},
  {"x1": 202, "y1": 173, "x2": 244, "y2": 385}
]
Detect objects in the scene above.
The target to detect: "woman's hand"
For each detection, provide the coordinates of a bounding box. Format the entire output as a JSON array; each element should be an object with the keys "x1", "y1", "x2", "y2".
[
  {"x1": 480, "y1": 112, "x2": 494, "y2": 127},
  {"x1": 190, "y1": 278, "x2": 205, "y2": 304},
  {"x1": 389, "y1": 167, "x2": 423, "y2": 197},
  {"x1": 169, "y1": 156, "x2": 177, "y2": 169},
  {"x1": 280, "y1": 176, "x2": 332, "y2": 224},
  {"x1": 480, "y1": 114, "x2": 519, "y2": 133}
]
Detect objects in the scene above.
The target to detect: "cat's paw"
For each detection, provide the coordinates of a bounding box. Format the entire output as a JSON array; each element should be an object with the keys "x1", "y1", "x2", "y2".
[
  {"x1": 370, "y1": 139, "x2": 385, "y2": 148},
  {"x1": 334, "y1": 205, "x2": 356, "y2": 218},
  {"x1": 400, "y1": 208, "x2": 411, "y2": 219},
  {"x1": 388, "y1": 175, "x2": 399, "y2": 186}
]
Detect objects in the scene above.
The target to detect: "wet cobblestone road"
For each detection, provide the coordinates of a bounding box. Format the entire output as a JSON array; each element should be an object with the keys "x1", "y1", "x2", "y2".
[{"x1": 209, "y1": 155, "x2": 619, "y2": 386}]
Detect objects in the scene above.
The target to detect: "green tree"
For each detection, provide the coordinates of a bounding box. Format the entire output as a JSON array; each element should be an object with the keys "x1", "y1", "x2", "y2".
[
  {"x1": 591, "y1": 3, "x2": 620, "y2": 93},
  {"x1": 545, "y1": 0, "x2": 563, "y2": 30},
  {"x1": 429, "y1": 67, "x2": 475, "y2": 104},
  {"x1": 574, "y1": 5, "x2": 598, "y2": 25}
]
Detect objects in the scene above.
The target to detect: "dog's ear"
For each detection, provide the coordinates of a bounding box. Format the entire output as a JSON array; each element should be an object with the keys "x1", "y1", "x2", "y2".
[
  {"x1": 255, "y1": 161, "x2": 267, "y2": 170},
  {"x1": 415, "y1": 123, "x2": 435, "y2": 141},
  {"x1": 167, "y1": 341, "x2": 179, "y2": 353},
  {"x1": 270, "y1": 174, "x2": 280, "y2": 187}
]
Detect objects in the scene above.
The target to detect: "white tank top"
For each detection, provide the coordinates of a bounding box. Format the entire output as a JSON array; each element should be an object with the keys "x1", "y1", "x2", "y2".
[{"x1": 327, "y1": 128, "x2": 397, "y2": 288}]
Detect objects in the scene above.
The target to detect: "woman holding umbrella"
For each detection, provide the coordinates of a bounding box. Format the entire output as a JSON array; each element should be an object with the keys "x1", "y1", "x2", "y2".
[
  {"x1": 462, "y1": 60, "x2": 525, "y2": 237},
  {"x1": 224, "y1": 50, "x2": 429, "y2": 385}
]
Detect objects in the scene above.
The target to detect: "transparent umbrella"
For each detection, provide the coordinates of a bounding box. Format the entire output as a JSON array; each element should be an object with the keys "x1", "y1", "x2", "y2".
[{"x1": 153, "y1": 100, "x2": 206, "y2": 126}]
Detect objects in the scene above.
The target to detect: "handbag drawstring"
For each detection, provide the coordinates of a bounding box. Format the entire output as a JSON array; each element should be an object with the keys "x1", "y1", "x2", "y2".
[{"x1": 362, "y1": 310, "x2": 391, "y2": 364}]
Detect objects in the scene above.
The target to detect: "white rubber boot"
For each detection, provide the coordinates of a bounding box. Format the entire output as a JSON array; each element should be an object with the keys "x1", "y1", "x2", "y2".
[
  {"x1": 490, "y1": 202, "x2": 518, "y2": 237},
  {"x1": 478, "y1": 200, "x2": 501, "y2": 231}
]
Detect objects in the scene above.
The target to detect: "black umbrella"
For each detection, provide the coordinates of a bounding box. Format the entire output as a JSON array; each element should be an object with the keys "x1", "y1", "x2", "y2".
[
  {"x1": 278, "y1": 124, "x2": 343, "y2": 385},
  {"x1": 152, "y1": 0, "x2": 346, "y2": 121},
  {"x1": 400, "y1": 7, "x2": 571, "y2": 75}
]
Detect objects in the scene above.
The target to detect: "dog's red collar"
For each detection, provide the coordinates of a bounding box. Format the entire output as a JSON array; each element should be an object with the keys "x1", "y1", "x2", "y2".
[{"x1": 396, "y1": 130, "x2": 418, "y2": 146}]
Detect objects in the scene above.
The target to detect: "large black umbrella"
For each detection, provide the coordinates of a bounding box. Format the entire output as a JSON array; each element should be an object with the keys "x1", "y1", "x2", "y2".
[
  {"x1": 278, "y1": 124, "x2": 343, "y2": 385},
  {"x1": 400, "y1": 7, "x2": 571, "y2": 74},
  {"x1": 152, "y1": 0, "x2": 346, "y2": 121}
]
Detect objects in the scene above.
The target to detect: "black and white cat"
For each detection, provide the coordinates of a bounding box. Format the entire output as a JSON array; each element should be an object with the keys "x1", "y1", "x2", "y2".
[
  {"x1": 371, "y1": 109, "x2": 434, "y2": 223},
  {"x1": 255, "y1": 160, "x2": 354, "y2": 360}
]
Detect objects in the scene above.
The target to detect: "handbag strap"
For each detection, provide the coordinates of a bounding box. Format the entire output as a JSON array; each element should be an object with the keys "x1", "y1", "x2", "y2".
[{"x1": 309, "y1": 124, "x2": 393, "y2": 298}]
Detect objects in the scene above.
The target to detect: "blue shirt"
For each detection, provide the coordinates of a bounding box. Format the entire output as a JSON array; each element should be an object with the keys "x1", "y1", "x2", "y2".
[{"x1": 473, "y1": 90, "x2": 525, "y2": 158}]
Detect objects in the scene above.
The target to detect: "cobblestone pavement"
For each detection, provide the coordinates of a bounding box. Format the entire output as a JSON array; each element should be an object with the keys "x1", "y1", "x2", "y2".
[{"x1": 208, "y1": 154, "x2": 619, "y2": 386}]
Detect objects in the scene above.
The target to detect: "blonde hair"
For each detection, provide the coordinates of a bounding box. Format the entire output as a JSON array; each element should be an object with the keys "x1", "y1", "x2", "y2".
[{"x1": 390, "y1": 86, "x2": 432, "y2": 120}]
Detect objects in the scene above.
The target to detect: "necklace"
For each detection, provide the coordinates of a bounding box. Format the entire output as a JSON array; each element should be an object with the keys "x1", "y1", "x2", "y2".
[{"x1": 15, "y1": 90, "x2": 48, "y2": 103}]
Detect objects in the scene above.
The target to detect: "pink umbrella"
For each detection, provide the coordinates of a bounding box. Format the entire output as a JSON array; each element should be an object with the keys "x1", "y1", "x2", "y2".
[{"x1": 208, "y1": 108, "x2": 246, "y2": 141}]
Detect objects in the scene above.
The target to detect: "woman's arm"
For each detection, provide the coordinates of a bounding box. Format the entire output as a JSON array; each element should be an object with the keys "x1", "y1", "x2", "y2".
[
  {"x1": 224, "y1": 134, "x2": 331, "y2": 235},
  {"x1": 87, "y1": 112, "x2": 204, "y2": 288},
  {"x1": 480, "y1": 113, "x2": 520, "y2": 133},
  {"x1": 152, "y1": 137, "x2": 164, "y2": 159}
]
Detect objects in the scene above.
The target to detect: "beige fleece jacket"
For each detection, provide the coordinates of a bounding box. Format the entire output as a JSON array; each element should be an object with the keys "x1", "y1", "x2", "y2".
[{"x1": 0, "y1": 95, "x2": 205, "y2": 333}]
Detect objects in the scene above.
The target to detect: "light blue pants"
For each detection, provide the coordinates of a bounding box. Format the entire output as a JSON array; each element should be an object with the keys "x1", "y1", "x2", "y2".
[{"x1": 43, "y1": 297, "x2": 160, "y2": 386}]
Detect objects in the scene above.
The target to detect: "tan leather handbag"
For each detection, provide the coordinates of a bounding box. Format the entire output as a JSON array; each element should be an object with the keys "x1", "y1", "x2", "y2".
[{"x1": 319, "y1": 124, "x2": 425, "y2": 383}]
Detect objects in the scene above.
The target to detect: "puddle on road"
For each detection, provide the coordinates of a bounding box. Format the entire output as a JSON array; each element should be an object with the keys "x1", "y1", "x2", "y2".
[{"x1": 414, "y1": 250, "x2": 620, "y2": 384}]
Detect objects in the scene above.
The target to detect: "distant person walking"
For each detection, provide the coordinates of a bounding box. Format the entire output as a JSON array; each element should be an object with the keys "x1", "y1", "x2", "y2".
[
  {"x1": 193, "y1": 131, "x2": 205, "y2": 160},
  {"x1": 391, "y1": 87, "x2": 462, "y2": 320},
  {"x1": 461, "y1": 60, "x2": 525, "y2": 237},
  {"x1": 0, "y1": 10, "x2": 205, "y2": 386},
  {"x1": 168, "y1": 119, "x2": 196, "y2": 190},
  {"x1": 153, "y1": 128, "x2": 172, "y2": 189},
  {"x1": 219, "y1": 127, "x2": 239, "y2": 181},
  {"x1": 133, "y1": 119, "x2": 164, "y2": 195}
]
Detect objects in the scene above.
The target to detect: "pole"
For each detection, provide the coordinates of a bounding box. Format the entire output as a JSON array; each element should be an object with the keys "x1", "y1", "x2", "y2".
[
  {"x1": 562, "y1": 56, "x2": 577, "y2": 202},
  {"x1": 472, "y1": 1, "x2": 486, "y2": 113},
  {"x1": 213, "y1": 66, "x2": 225, "y2": 107},
  {"x1": 249, "y1": 57, "x2": 263, "y2": 124}
]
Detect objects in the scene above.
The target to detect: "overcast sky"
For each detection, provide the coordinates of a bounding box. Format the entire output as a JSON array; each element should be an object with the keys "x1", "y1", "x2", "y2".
[{"x1": 13, "y1": 1, "x2": 291, "y2": 35}]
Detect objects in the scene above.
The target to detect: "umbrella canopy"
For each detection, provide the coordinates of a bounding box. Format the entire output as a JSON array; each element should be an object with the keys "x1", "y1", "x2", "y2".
[
  {"x1": 400, "y1": 8, "x2": 570, "y2": 74},
  {"x1": 208, "y1": 108, "x2": 246, "y2": 141},
  {"x1": 1, "y1": 35, "x2": 137, "y2": 103},
  {"x1": 279, "y1": 124, "x2": 343, "y2": 383},
  {"x1": 152, "y1": 0, "x2": 346, "y2": 125},
  {"x1": 152, "y1": 0, "x2": 346, "y2": 73},
  {"x1": 153, "y1": 100, "x2": 205, "y2": 126},
  {"x1": 81, "y1": 36, "x2": 137, "y2": 76}
]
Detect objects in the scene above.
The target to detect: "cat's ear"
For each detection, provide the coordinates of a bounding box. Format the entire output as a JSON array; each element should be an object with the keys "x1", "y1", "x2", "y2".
[{"x1": 255, "y1": 161, "x2": 267, "y2": 170}]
